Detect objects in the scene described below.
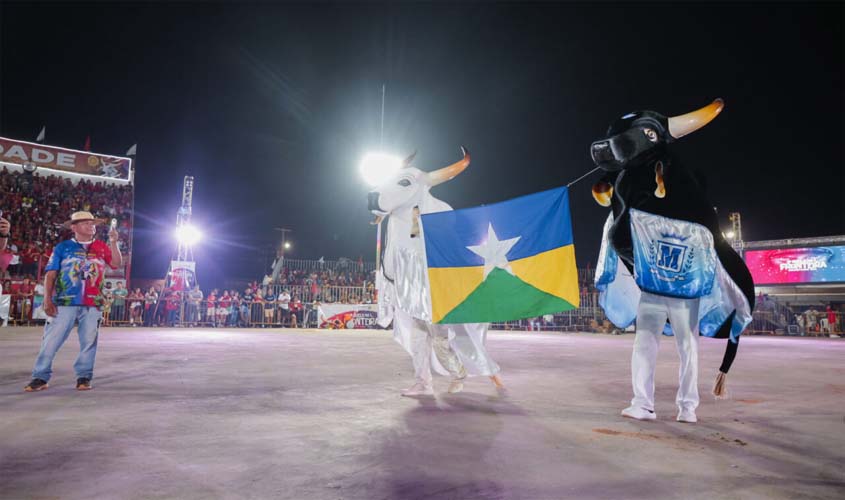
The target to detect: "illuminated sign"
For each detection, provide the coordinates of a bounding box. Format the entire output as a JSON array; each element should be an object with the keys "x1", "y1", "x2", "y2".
[{"x1": 744, "y1": 246, "x2": 845, "y2": 285}]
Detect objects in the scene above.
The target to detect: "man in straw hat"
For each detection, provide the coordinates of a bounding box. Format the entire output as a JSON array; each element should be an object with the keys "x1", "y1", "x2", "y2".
[{"x1": 24, "y1": 211, "x2": 122, "y2": 392}]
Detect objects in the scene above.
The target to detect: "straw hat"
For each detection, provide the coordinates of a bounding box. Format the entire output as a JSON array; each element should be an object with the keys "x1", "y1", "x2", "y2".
[{"x1": 62, "y1": 211, "x2": 107, "y2": 229}]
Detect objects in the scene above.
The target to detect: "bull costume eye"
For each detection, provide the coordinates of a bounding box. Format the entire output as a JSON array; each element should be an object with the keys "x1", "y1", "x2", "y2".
[
  {"x1": 643, "y1": 128, "x2": 658, "y2": 143},
  {"x1": 398, "y1": 179, "x2": 411, "y2": 187}
]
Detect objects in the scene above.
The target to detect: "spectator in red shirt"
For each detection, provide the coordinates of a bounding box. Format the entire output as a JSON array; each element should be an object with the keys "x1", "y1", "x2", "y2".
[
  {"x1": 206, "y1": 289, "x2": 218, "y2": 326},
  {"x1": 216, "y1": 291, "x2": 231, "y2": 327},
  {"x1": 826, "y1": 305, "x2": 837, "y2": 334},
  {"x1": 165, "y1": 289, "x2": 181, "y2": 327},
  {"x1": 290, "y1": 296, "x2": 303, "y2": 328},
  {"x1": 18, "y1": 276, "x2": 35, "y2": 320}
]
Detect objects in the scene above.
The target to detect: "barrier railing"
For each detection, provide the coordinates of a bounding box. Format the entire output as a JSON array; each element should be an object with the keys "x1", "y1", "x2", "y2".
[
  {"x1": 102, "y1": 298, "x2": 320, "y2": 329},
  {"x1": 8, "y1": 289, "x2": 843, "y2": 337}
]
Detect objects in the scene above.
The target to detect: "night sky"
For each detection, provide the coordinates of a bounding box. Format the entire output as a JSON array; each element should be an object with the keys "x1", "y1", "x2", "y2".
[{"x1": 1, "y1": 2, "x2": 842, "y2": 288}]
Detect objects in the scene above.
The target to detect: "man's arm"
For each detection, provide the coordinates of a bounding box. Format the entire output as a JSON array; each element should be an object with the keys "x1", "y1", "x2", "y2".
[
  {"x1": 43, "y1": 270, "x2": 58, "y2": 317},
  {"x1": 0, "y1": 216, "x2": 10, "y2": 253},
  {"x1": 108, "y1": 227, "x2": 123, "y2": 268}
]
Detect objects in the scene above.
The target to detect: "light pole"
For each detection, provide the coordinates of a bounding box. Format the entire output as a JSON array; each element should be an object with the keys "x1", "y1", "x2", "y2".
[
  {"x1": 271, "y1": 227, "x2": 292, "y2": 283},
  {"x1": 728, "y1": 212, "x2": 743, "y2": 254}
]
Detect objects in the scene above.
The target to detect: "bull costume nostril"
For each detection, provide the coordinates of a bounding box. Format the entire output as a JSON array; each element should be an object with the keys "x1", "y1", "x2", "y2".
[{"x1": 591, "y1": 99, "x2": 755, "y2": 421}]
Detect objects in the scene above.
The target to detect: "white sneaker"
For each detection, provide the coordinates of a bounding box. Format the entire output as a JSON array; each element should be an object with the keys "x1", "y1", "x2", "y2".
[
  {"x1": 447, "y1": 378, "x2": 465, "y2": 394},
  {"x1": 677, "y1": 408, "x2": 698, "y2": 423},
  {"x1": 401, "y1": 382, "x2": 434, "y2": 397},
  {"x1": 621, "y1": 405, "x2": 657, "y2": 420}
]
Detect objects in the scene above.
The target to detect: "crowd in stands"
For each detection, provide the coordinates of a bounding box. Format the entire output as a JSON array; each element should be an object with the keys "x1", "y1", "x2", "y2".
[{"x1": 0, "y1": 168, "x2": 133, "y2": 280}]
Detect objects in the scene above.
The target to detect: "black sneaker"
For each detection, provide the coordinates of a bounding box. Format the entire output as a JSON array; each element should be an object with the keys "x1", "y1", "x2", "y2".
[
  {"x1": 76, "y1": 378, "x2": 92, "y2": 391},
  {"x1": 24, "y1": 378, "x2": 49, "y2": 392}
]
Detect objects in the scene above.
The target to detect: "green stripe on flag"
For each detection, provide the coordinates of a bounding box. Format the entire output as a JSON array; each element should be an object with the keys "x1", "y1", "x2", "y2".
[{"x1": 438, "y1": 268, "x2": 576, "y2": 324}]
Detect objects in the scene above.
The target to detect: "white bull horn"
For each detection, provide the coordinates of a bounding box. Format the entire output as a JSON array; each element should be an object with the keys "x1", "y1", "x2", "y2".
[
  {"x1": 668, "y1": 99, "x2": 724, "y2": 139},
  {"x1": 427, "y1": 146, "x2": 470, "y2": 186}
]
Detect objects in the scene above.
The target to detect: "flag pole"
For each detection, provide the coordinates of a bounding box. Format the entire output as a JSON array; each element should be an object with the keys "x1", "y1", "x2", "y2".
[
  {"x1": 375, "y1": 83, "x2": 386, "y2": 271},
  {"x1": 566, "y1": 166, "x2": 601, "y2": 188}
]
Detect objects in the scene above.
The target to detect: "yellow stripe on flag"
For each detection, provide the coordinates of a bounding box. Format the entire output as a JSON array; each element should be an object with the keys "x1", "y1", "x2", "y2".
[
  {"x1": 510, "y1": 244, "x2": 580, "y2": 307},
  {"x1": 428, "y1": 265, "x2": 484, "y2": 323}
]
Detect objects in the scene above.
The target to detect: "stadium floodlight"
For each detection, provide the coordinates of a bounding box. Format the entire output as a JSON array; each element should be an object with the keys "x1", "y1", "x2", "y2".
[
  {"x1": 175, "y1": 225, "x2": 202, "y2": 246},
  {"x1": 359, "y1": 152, "x2": 402, "y2": 187},
  {"x1": 284, "y1": 241, "x2": 291, "y2": 250}
]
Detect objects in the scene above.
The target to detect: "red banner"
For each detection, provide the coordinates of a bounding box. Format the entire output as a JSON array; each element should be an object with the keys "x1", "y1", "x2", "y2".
[{"x1": 0, "y1": 137, "x2": 131, "y2": 181}]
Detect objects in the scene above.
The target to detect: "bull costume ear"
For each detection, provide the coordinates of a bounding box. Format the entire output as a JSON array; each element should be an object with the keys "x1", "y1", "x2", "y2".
[
  {"x1": 427, "y1": 147, "x2": 470, "y2": 186},
  {"x1": 410, "y1": 206, "x2": 421, "y2": 238},
  {"x1": 654, "y1": 161, "x2": 666, "y2": 198},
  {"x1": 668, "y1": 99, "x2": 724, "y2": 139},
  {"x1": 591, "y1": 181, "x2": 613, "y2": 207},
  {"x1": 402, "y1": 150, "x2": 417, "y2": 168}
]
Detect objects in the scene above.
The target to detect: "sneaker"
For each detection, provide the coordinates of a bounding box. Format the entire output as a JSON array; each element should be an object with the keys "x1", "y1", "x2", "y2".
[
  {"x1": 447, "y1": 378, "x2": 465, "y2": 394},
  {"x1": 76, "y1": 378, "x2": 92, "y2": 391},
  {"x1": 401, "y1": 382, "x2": 434, "y2": 397},
  {"x1": 621, "y1": 405, "x2": 657, "y2": 420},
  {"x1": 677, "y1": 408, "x2": 698, "y2": 423},
  {"x1": 24, "y1": 378, "x2": 49, "y2": 392}
]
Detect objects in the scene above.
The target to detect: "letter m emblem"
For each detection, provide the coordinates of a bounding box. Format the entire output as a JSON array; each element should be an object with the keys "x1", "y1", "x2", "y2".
[{"x1": 656, "y1": 241, "x2": 686, "y2": 273}]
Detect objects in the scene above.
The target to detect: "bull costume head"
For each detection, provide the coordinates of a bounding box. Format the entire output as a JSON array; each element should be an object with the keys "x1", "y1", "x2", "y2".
[
  {"x1": 368, "y1": 147, "x2": 470, "y2": 221},
  {"x1": 590, "y1": 99, "x2": 755, "y2": 397}
]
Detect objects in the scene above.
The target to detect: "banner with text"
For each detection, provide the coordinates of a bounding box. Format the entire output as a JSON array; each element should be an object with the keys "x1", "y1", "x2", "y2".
[
  {"x1": 745, "y1": 246, "x2": 845, "y2": 285},
  {"x1": 0, "y1": 137, "x2": 132, "y2": 181},
  {"x1": 321, "y1": 303, "x2": 378, "y2": 329}
]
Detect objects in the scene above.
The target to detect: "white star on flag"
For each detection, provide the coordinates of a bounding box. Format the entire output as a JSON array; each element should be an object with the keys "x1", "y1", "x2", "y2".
[{"x1": 466, "y1": 223, "x2": 521, "y2": 280}]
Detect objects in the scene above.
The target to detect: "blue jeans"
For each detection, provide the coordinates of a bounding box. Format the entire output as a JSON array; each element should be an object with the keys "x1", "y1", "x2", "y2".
[{"x1": 32, "y1": 306, "x2": 102, "y2": 382}]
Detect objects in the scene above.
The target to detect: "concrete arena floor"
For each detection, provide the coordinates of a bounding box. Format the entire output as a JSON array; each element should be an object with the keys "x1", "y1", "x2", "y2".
[{"x1": 0, "y1": 327, "x2": 843, "y2": 500}]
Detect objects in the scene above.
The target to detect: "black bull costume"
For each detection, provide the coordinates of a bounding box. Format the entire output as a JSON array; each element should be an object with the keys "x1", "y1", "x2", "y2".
[{"x1": 589, "y1": 99, "x2": 755, "y2": 416}]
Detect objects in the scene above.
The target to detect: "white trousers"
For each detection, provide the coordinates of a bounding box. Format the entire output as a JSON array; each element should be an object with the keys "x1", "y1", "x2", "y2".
[{"x1": 631, "y1": 292, "x2": 700, "y2": 412}]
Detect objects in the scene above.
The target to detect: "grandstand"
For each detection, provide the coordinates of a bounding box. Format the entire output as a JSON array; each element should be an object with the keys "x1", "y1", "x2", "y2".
[{"x1": 0, "y1": 136, "x2": 134, "y2": 321}]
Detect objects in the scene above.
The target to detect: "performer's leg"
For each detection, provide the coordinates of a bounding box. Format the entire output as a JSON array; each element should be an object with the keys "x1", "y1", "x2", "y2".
[
  {"x1": 625, "y1": 292, "x2": 667, "y2": 418},
  {"x1": 666, "y1": 297, "x2": 700, "y2": 421},
  {"x1": 410, "y1": 328, "x2": 433, "y2": 386},
  {"x1": 74, "y1": 307, "x2": 102, "y2": 382},
  {"x1": 431, "y1": 329, "x2": 467, "y2": 393},
  {"x1": 432, "y1": 331, "x2": 466, "y2": 379},
  {"x1": 30, "y1": 306, "x2": 76, "y2": 385},
  {"x1": 391, "y1": 312, "x2": 434, "y2": 395}
]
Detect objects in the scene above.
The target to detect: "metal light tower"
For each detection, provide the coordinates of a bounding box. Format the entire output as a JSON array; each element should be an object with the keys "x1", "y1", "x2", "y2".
[
  {"x1": 176, "y1": 176, "x2": 194, "y2": 262},
  {"x1": 270, "y1": 227, "x2": 292, "y2": 283},
  {"x1": 728, "y1": 212, "x2": 743, "y2": 253}
]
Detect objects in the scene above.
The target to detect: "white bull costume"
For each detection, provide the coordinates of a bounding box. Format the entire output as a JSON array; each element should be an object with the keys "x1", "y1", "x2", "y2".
[{"x1": 368, "y1": 148, "x2": 503, "y2": 396}]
